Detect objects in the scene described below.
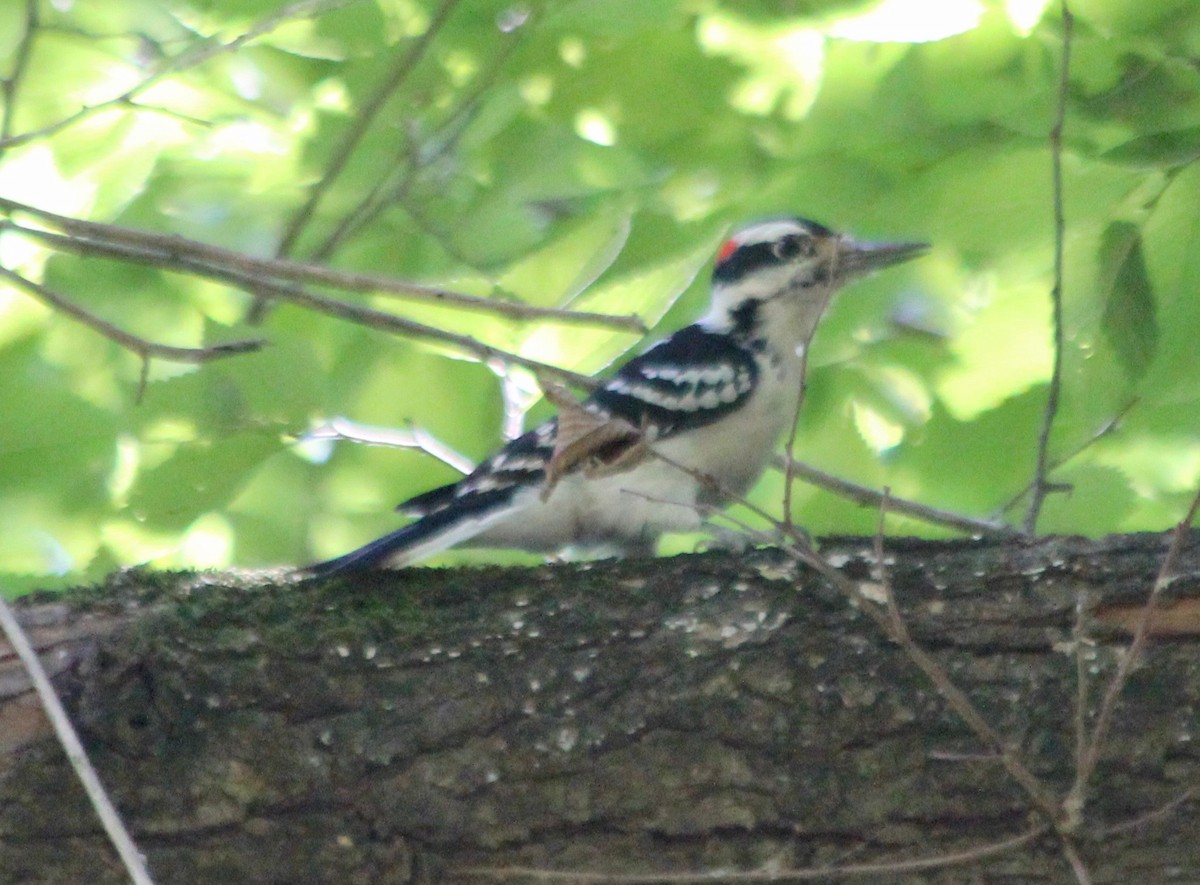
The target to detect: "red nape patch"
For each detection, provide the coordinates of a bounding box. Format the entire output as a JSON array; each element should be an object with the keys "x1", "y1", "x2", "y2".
[{"x1": 715, "y1": 238, "x2": 739, "y2": 265}]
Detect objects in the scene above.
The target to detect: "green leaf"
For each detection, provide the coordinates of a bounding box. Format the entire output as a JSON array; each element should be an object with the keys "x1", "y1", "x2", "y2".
[
  {"x1": 1102, "y1": 127, "x2": 1200, "y2": 169},
  {"x1": 1098, "y1": 221, "x2": 1157, "y2": 382},
  {"x1": 128, "y1": 432, "x2": 284, "y2": 532}
]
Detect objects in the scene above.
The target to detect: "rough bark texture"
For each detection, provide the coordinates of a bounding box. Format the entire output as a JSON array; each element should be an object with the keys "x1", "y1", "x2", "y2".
[{"x1": 2, "y1": 534, "x2": 1200, "y2": 883}]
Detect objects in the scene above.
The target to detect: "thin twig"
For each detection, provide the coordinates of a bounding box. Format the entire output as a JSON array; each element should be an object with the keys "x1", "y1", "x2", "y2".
[
  {"x1": 1024, "y1": 0, "x2": 1074, "y2": 535},
  {"x1": 0, "y1": 0, "x2": 354, "y2": 149},
  {"x1": 273, "y1": 0, "x2": 461, "y2": 260},
  {"x1": 250, "y1": 0, "x2": 462, "y2": 319},
  {"x1": 1002, "y1": 397, "x2": 1135, "y2": 516},
  {"x1": 1059, "y1": 836, "x2": 1093, "y2": 885},
  {"x1": 774, "y1": 455, "x2": 1017, "y2": 538},
  {"x1": 0, "y1": 202, "x2": 645, "y2": 331},
  {"x1": 780, "y1": 349, "x2": 813, "y2": 534},
  {"x1": 857, "y1": 485, "x2": 1061, "y2": 821},
  {"x1": 1065, "y1": 589, "x2": 1090, "y2": 831},
  {"x1": 779, "y1": 269, "x2": 838, "y2": 531},
  {"x1": 302, "y1": 417, "x2": 474, "y2": 475},
  {"x1": 0, "y1": 265, "x2": 264, "y2": 363},
  {"x1": 0, "y1": 597, "x2": 155, "y2": 884},
  {"x1": 871, "y1": 493, "x2": 1071, "y2": 862},
  {"x1": 309, "y1": 142, "x2": 418, "y2": 264},
  {"x1": 1, "y1": 225, "x2": 597, "y2": 387},
  {"x1": 1066, "y1": 486, "x2": 1200, "y2": 820},
  {"x1": 309, "y1": 19, "x2": 527, "y2": 264},
  {"x1": 455, "y1": 826, "x2": 1047, "y2": 882},
  {"x1": 0, "y1": 0, "x2": 39, "y2": 146},
  {"x1": 1101, "y1": 784, "x2": 1200, "y2": 836}
]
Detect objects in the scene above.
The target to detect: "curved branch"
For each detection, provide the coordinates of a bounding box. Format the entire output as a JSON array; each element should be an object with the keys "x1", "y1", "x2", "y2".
[
  {"x1": 0, "y1": 199, "x2": 646, "y2": 332},
  {"x1": 2, "y1": 223, "x2": 596, "y2": 388},
  {"x1": 0, "y1": 265, "x2": 264, "y2": 364}
]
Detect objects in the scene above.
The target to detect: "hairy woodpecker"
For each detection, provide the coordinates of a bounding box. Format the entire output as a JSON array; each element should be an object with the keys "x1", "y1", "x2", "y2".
[{"x1": 310, "y1": 217, "x2": 926, "y2": 574}]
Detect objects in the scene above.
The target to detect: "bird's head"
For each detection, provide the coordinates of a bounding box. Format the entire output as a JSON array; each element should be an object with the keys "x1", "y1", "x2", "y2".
[{"x1": 703, "y1": 217, "x2": 927, "y2": 342}]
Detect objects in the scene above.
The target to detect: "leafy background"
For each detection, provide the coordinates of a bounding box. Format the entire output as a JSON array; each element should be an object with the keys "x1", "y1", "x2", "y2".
[{"x1": 1, "y1": 0, "x2": 1198, "y2": 592}]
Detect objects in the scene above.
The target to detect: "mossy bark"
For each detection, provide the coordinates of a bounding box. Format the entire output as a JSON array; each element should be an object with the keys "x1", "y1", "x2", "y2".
[{"x1": 2, "y1": 534, "x2": 1199, "y2": 883}]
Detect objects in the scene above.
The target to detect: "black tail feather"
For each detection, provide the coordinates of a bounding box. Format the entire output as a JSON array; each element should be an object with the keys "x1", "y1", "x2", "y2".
[{"x1": 302, "y1": 486, "x2": 520, "y2": 576}]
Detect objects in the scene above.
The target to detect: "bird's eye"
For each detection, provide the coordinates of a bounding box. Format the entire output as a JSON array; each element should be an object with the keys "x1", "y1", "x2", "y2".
[{"x1": 772, "y1": 234, "x2": 813, "y2": 261}]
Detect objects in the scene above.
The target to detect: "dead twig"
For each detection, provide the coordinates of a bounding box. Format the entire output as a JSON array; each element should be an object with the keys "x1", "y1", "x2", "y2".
[
  {"x1": 1024, "y1": 0, "x2": 1074, "y2": 535},
  {"x1": 1065, "y1": 486, "x2": 1200, "y2": 824},
  {"x1": 276, "y1": 0, "x2": 460, "y2": 258},
  {"x1": 643, "y1": 446, "x2": 1065, "y2": 825},
  {"x1": 1059, "y1": 836, "x2": 1093, "y2": 885},
  {"x1": 0, "y1": 0, "x2": 354, "y2": 150},
  {"x1": 455, "y1": 825, "x2": 1048, "y2": 882},
  {"x1": 0, "y1": 597, "x2": 154, "y2": 884},
  {"x1": 0, "y1": 0, "x2": 38, "y2": 147},
  {"x1": 1101, "y1": 784, "x2": 1200, "y2": 837},
  {"x1": 0, "y1": 265, "x2": 264, "y2": 365},
  {"x1": 1001, "y1": 398, "x2": 1135, "y2": 516},
  {"x1": 302, "y1": 418, "x2": 474, "y2": 475},
  {"x1": 1, "y1": 224, "x2": 599, "y2": 389},
  {"x1": 251, "y1": 0, "x2": 463, "y2": 319},
  {"x1": 0, "y1": 203, "x2": 645, "y2": 332},
  {"x1": 774, "y1": 455, "x2": 1016, "y2": 538},
  {"x1": 316, "y1": 20, "x2": 529, "y2": 265}
]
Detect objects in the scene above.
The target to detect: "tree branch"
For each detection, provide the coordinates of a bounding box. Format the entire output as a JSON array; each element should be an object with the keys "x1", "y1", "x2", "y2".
[
  {"x1": 1024, "y1": 0, "x2": 1074, "y2": 535},
  {"x1": 0, "y1": 597, "x2": 154, "y2": 885},
  {"x1": 0, "y1": 0, "x2": 38, "y2": 147},
  {"x1": 0, "y1": 0, "x2": 356, "y2": 150},
  {"x1": 1, "y1": 220, "x2": 597, "y2": 388},
  {"x1": 0, "y1": 265, "x2": 264, "y2": 365},
  {"x1": 0, "y1": 201, "x2": 645, "y2": 332},
  {"x1": 1065, "y1": 486, "x2": 1200, "y2": 822},
  {"x1": 773, "y1": 455, "x2": 1017, "y2": 538},
  {"x1": 272, "y1": 0, "x2": 462, "y2": 261},
  {"x1": 455, "y1": 825, "x2": 1049, "y2": 882}
]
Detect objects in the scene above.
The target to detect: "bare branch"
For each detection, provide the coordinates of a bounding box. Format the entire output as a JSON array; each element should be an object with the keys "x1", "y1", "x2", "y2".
[
  {"x1": 2, "y1": 221, "x2": 598, "y2": 387},
  {"x1": 773, "y1": 455, "x2": 1017, "y2": 538},
  {"x1": 1002, "y1": 397, "x2": 1135, "y2": 516},
  {"x1": 303, "y1": 418, "x2": 474, "y2": 475},
  {"x1": 249, "y1": 0, "x2": 463, "y2": 319},
  {"x1": 0, "y1": 200, "x2": 646, "y2": 332},
  {"x1": 1024, "y1": 0, "x2": 1075, "y2": 535},
  {"x1": 273, "y1": 0, "x2": 462, "y2": 261},
  {"x1": 455, "y1": 826, "x2": 1047, "y2": 882},
  {"x1": 0, "y1": 265, "x2": 264, "y2": 364},
  {"x1": 321, "y1": 23, "x2": 528, "y2": 261},
  {"x1": 1068, "y1": 589, "x2": 1090, "y2": 831},
  {"x1": 0, "y1": 0, "x2": 38, "y2": 146},
  {"x1": 0, "y1": 0, "x2": 356, "y2": 149},
  {"x1": 1066, "y1": 486, "x2": 1200, "y2": 820},
  {"x1": 0, "y1": 597, "x2": 155, "y2": 884},
  {"x1": 1101, "y1": 784, "x2": 1200, "y2": 836},
  {"x1": 779, "y1": 274, "x2": 837, "y2": 533},
  {"x1": 1060, "y1": 836, "x2": 1093, "y2": 885}
]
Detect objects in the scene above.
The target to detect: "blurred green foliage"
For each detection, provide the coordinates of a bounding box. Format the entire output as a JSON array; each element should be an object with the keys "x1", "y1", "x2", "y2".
[{"x1": 1, "y1": 0, "x2": 1198, "y2": 591}]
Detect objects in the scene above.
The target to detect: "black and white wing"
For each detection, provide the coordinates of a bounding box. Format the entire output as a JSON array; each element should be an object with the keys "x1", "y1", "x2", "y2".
[{"x1": 587, "y1": 324, "x2": 759, "y2": 435}]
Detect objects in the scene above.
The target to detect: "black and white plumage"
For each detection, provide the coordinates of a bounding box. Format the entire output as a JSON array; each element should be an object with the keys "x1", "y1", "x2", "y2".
[{"x1": 310, "y1": 217, "x2": 926, "y2": 574}]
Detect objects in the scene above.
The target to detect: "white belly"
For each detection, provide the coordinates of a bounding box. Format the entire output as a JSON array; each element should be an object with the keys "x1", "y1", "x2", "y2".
[{"x1": 471, "y1": 361, "x2": 800, "y2": 555}]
